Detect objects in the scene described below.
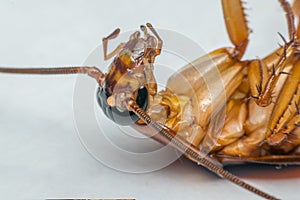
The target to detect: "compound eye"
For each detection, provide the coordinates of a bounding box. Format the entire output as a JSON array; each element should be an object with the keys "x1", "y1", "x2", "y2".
[{"x1": 97, "y1": 87, "x2": 148, "y2": 126}]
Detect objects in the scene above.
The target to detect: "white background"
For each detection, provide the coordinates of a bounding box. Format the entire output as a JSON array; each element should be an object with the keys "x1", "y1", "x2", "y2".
[{"x1": 0, "y1": 0, "x2": 300, "y2": 199}]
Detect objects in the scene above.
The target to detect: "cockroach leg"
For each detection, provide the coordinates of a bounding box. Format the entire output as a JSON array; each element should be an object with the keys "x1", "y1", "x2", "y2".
[
  {"x1": 146, "y1": 23, "x2": 163, "y2": 57},
  {"x1": 292, "y1": 0, "x2": 300, "y2": 49},
  {"x1": 279, "y1": 0, "x2": 296, "y2": 41},
  {"x1": 140, "y1": 23, "x2": 162, "y2": 96},
  {"x1": 140, "y1": 25, "x2": 149, "y2": 38},
  {"x1": 268, "y1": 111, "x2": 300, "y2": 146},
  {"x1": 247, "y1": 59, "x2": 269, "y2": 102},
  {"x1": 247, "y1": 0, "x2": 296, "y2": 107},
  {"x1": 102, "y1": 28, "x2": 125, "y2": 60},
  {"x1": 221, "y1": 0, "x2": 250, "y2": 59},
  {"x1": 139, "y1": 23, "x2": 163, "y2": 65},
  {"x1": 266, "y1": 60, "x2": 300, "y2": 144},
  {"x1": 248, "y1": 43, "x2": 293, "y2": 107}
]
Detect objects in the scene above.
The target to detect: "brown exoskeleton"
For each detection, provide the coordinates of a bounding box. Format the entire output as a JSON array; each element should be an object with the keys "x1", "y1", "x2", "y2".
[{"x1": 1, "y1": 0, "x2": 300, "y2": 199}]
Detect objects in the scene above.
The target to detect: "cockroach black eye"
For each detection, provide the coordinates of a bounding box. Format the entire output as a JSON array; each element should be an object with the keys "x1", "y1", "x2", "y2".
[{"x1": 97, "y1": 87, "x2": 148, "y2": 125}]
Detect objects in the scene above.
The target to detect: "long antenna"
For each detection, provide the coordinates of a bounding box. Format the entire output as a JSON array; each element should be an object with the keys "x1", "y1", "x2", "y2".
[
  {"x1": 127, "y1": 99, "x2": 279, "y2": 200},
  {"x1": 0, "y1": 66, "x2": 105, "y2": 85}
]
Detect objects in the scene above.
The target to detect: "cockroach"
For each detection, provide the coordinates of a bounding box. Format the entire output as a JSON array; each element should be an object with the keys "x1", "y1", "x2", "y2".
[{"x1": 1, "y1": 0, "x2": 300, "y2": 199}]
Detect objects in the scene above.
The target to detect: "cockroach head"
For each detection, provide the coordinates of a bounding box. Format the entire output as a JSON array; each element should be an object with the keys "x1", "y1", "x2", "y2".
[{"x1": 97, "y1": 23, "x2": 161, "y2": 125}]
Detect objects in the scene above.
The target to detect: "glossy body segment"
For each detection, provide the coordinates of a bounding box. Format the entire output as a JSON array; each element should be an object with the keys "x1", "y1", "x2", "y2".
[
  {"x1": 127, "y1": 100, "x2": 278, "y2": 200},
  {"x1": 158, "y1": 0, "x2": 252, "y2": 152},
  {"x1": 183, "y1": 44, "x2": 300, "y2": 158},
  {"x1": 146, "y1": 0, "x2": 300, "y2": 161},
  {"x1": 166, "y1": 48, "x2": 236, "y2": 96},
  {"x1": 166, "y1": 48, "x2": 245, "y2": 128}
]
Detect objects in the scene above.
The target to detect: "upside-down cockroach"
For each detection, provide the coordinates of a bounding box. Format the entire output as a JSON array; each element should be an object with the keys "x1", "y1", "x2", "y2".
[{"x1": 1, "y1": 0, "x2": 300, "y2": 199}]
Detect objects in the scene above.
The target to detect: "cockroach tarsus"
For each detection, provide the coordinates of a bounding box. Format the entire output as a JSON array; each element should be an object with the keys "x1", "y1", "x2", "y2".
[{"x1": 1, "y1": 0, "x2": 300, "y2": 199}]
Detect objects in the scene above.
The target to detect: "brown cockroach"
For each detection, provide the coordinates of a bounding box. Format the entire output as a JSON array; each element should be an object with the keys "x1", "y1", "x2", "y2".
[{"x1": 1, "y1": 0, "x2": 300, "y2": 199}]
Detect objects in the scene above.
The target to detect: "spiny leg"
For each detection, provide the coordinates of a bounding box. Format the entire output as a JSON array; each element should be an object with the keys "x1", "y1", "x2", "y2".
[
  {"x1": 266, "y1": 59, "x2": 300, "y2": 145},
  {"x1": 0, "y1": 66, "x2": 105, "y2": 85},
  {"x1": 221, "y1": 0, "x2": 250, "y2": 59},
  {"x1": 248, "y1": 59, "x2": 269, "y2": 102},
  {"x1": 279, "y1": 0, "x2": 296, "y2": 41},
  {"x1": 268, "y1": 101, "x2": 300, "y2": 146},
  {"x1": 248, "y1": 0, "x2": 296, "y2": 107},
  {"x1": 102, "y1": 28, "x2": 125, "y2": 60},
  {"x1": 248, "y1": 41, "x2": 294, "y2": 106},
  {"x1": 293, "y1": 0, "x2": 300, "y2": 41}
]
